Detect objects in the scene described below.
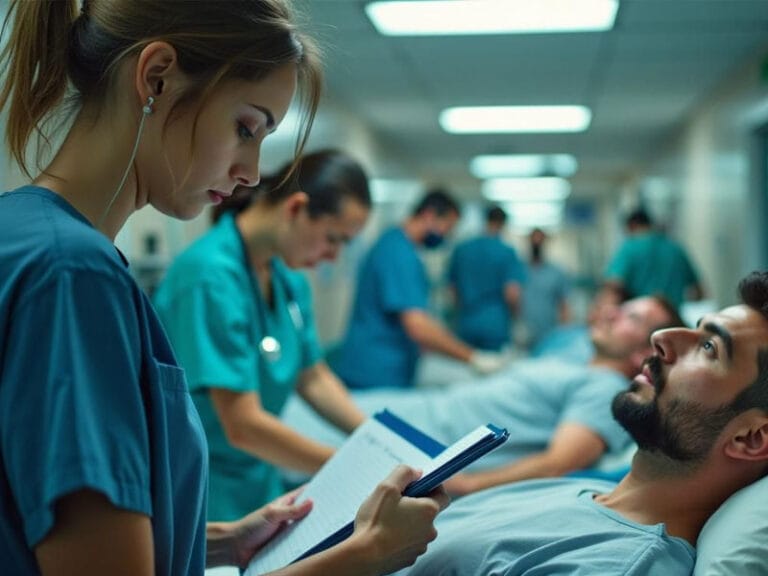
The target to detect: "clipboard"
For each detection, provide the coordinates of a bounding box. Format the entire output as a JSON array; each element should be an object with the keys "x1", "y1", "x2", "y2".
[{"x1": 245, "y1": 409, "x2": 509, "y2": 574}]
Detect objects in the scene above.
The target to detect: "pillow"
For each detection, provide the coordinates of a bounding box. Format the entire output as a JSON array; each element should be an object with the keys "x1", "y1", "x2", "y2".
[{"x1": 694, "y1": 475, "x2": 768, "y2": 575}]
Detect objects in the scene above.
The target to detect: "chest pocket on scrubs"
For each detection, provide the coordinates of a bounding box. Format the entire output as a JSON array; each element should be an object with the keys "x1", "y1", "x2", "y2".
[{"x1": 143, "y1": 361, "x2": 208, "y2": 575}]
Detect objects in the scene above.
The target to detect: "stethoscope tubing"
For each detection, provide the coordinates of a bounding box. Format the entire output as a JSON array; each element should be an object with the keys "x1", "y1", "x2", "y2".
[{"x1": 235, "y1": 221, "x2": 303, "y2": 363}]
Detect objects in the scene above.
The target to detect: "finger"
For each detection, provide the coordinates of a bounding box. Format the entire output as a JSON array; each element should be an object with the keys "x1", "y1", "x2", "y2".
[
  {"x1": 426, "y1": 485, "x2": 451, "y2": 511},
  {"x1": 273, "y1": 483, "x2": 308, "y2": 507},
  {"x1": 264, "y1": 498, "x2": 313, "y2": 524},
  {"x1": 384, "y1": 464, "x2": 423, "y2": 492},
  {"x1": 283, "y1": 483, "x2": 307, "y2": 501}
]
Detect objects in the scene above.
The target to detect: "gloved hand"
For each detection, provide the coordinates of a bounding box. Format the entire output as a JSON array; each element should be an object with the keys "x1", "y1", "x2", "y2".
[{"x1": 469, "y1": 349, "x2": 510, "y2": 375}]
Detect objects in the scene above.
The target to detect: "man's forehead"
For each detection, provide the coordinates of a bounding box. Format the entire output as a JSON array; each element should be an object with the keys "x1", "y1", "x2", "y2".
[{"x1": 700, "y1": 305, "x2": 768, "y2": 342}]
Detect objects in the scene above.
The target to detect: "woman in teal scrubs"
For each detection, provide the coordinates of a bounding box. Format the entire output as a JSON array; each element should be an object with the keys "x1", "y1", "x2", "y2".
[
  {"x1": 0, "y1": 2, "x2": 446, "y2": 574},
  {"x1": 154, "y1": 150, "x2": 371, "y2": 520}
]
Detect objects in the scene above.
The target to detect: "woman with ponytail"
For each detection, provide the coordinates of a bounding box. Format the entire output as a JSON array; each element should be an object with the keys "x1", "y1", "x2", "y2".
[
  {"x1": 0, "y1": 2, "x2": 446, "y2": 575},
  {"x1": 153, "y1": 149, "x2": 372, "y2": 520}
]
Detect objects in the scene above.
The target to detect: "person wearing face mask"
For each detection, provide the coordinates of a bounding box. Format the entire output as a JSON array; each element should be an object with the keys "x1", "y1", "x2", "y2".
[
  {"x1": 334, "y1": 189, "x2": 508, "y2": 391},
  {"x1": 521, "y1": 227, "x2": 572, "y2": 350},
  {"x1": 154, "y1": 150, "x2": 377, "y2": 520}
]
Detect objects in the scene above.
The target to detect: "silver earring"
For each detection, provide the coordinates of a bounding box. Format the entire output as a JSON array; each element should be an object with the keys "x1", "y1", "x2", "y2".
[{"x1": 142, "y1": 96, "x2": 154, "y2": 115}]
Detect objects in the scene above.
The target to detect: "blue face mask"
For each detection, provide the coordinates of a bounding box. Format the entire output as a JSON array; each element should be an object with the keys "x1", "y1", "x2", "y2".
[{"x1": 422, "y1": 231, "x2": 445, "y2": 249}]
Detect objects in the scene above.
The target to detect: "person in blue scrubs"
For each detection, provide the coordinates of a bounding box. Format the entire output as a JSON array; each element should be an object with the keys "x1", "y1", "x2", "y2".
[
  {"x1": 603, "y1": 207, "x2": 704, "y2": 308},
  {"x1": 447, "y1": 205, "x2": 526, "y2": 351},
  {"x1": 522, "y1": 227, "x2": 572, "y2": 349},
  {"x1": 335, "y1": 190, "x2": 509, "y2": 390},
  {"x1": 154, "y1": 150, "x2": 376, "y2": 520},
  {"x1": 0, "y1": 2, "x2": 446, "y2": 575}
]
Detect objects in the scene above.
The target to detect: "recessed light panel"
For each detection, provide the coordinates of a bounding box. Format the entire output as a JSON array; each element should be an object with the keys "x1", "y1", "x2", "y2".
[
  {"x1": 366, "y1": 0, "x2": 618, "y2": 36},
  {"x1": 482, "y1": 177, "x2": 571, "y2": 202},
  {"x1": 470, "y1": 154, "x2": 578, "y2": 178},
  {"x1": 440, "y1": 106, "x2": 592, "y2": 134}
]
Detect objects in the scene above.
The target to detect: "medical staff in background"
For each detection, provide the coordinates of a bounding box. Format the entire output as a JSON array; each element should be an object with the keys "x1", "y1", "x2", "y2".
[
  {"x1": 334, "y1": 190, "x2": 509, "y2": 390},
  {"x1": 603, "y1": 207, "x2": 704, "y2": 308},
  {"x1": 447, "y1": 205, "x2": 526, "y2": 351},
  {"x1": 0, "y1": 1, "x2": 445, "y2": 574},
  {"x1": 521, "y1": 227, "x2": 572, "y2": 350},
  {"x1": 154, "y1": 150, "x2": 376, "y2": 520}
]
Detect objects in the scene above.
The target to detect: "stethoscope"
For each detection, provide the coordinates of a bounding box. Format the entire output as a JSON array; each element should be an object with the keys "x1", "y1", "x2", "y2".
[{"x1": 237, "y1": 226, "x2": 304, "y2": 363}]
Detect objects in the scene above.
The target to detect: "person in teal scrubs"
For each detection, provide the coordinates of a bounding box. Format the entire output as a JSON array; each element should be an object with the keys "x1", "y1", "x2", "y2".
[
  {"x1": 603, "y1": 208, "x2": 704, "y2": 308},
  {"x1": 154, "y1": 150, "x2": 375, "y2": 520},
  {"x1": 0, "y1": 2, "x2": 446, "y2": 575},
  {"x1": 447, "y1": 205, "x2": 526, "y2": 351}
]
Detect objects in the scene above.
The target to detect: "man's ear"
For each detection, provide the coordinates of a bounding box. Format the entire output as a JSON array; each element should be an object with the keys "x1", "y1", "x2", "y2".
[
  {"x1": 134, "y1": 41, "x2": 182, "y2": 110},
  {"x1": 725, "y1": 414, "x2": 768, "y2": 462}
]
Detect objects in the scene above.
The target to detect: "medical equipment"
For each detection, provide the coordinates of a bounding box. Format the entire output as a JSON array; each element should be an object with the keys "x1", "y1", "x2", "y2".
[{"x1": 237, "y1": 229, "x2": 304, "y2": 363}]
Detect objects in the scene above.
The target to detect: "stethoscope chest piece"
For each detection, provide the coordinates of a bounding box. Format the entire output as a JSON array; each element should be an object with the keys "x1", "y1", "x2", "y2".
[{"x1": 259, "y1": 335, "x2": 282, "y2": 362}]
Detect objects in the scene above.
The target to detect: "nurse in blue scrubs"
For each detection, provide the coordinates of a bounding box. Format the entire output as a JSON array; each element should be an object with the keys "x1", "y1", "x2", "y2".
[{"x1": 154, "y1": 150, "x2": 371, "y2": 520}]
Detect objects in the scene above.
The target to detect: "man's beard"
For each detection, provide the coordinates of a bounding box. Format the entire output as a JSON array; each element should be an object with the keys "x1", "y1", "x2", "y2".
[{"x1": 612, "y1": 356, "x2": 737, "y2": 463}]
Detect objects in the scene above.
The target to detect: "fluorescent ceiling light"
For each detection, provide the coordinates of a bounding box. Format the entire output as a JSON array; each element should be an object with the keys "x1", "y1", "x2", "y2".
[
  {"x1": 505, "y1": 201, "x2": 565, "y2": 229},
  {"x1": 482, "y1": 177, "x2": 571, "y2": 202},
  {"x1": 470, "y1": 154, "x2": 578, "y2": 178},
  {"x1": 366, "y1": 0, "x2": 618, "y2": 36},
  {"x1": 440, "y1": 106, "x2": 591, "y2": 134}
]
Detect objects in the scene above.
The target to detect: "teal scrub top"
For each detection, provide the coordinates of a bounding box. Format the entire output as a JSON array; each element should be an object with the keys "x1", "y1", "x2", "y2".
[
  {"x1": 604, "y1": 232, "x2": 700, "y2": 308},
  {"x1": 154, "y1": 214, "x2": 322, "y2": 520},
  {"x1": 447, "y1": 235, "x2": 526, "y2": 350},
  {"x1": 0, "y1": 187, "x2": 208, "y2": 575}
]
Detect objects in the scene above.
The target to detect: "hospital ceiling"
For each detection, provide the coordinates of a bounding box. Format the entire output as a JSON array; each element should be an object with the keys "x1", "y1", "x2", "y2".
[{"x1": 297, "y1": 0, "x2": 768, "y2": 200}]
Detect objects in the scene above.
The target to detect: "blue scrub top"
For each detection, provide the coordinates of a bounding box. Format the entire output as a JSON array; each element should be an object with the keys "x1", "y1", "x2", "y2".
[
  {"x1": 522, "y1": 261, "x2": 571, "y2": 348},
  {"x1": 604, "y1": 232, "x2": 700, "y2": 308},
  {"x1": 0, "y1": 186, "x2": 207, "y2": 575},
  {"x1": 447, "y1": 235, "x2": 526, "y2": 350},
  {"x1": 335, "y1": 227, "x2": 429, "y2": 390},
  {"x1": 153, "y1": 213, "x2": 322, "y2": 520}
]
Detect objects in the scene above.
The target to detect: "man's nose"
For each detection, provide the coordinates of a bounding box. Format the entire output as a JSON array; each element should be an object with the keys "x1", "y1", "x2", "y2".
[{"x1": 650, "y1": 327, "x2": 693, "y2": 363}]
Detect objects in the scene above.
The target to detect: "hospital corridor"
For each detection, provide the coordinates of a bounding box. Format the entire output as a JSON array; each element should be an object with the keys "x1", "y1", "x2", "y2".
[{"x1": 1, "y1": 1, "x2": 768, "y2": 575}]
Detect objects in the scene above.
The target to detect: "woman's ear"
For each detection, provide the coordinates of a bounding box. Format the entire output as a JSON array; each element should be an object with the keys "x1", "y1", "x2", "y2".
[
  {"x1": 284, "y1": 191, "x2": 309, "y2": 220},
  {"x1": 725, "y1": 414, "x2": 768, "y2": 462},
  {"x1": 134, "y1": 41, "x2": 182, "y2": 111}
]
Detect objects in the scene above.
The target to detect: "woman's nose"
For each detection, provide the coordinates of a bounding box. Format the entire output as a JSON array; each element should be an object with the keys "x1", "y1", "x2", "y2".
[{"x1": 232, "y1": 153, "x2": 261, "y2": 187}]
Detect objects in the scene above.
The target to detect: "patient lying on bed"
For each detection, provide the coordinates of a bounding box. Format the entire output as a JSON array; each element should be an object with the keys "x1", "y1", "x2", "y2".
[
  {"x1": 396, "y1": 276, "x2": 768, "y2": 574},
  {"x1": 396, "y1": 276, "x2": 768, "y2": 575},
  {"x1": 284, "y1": 296, "x2": 683, "y2": 494}
]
